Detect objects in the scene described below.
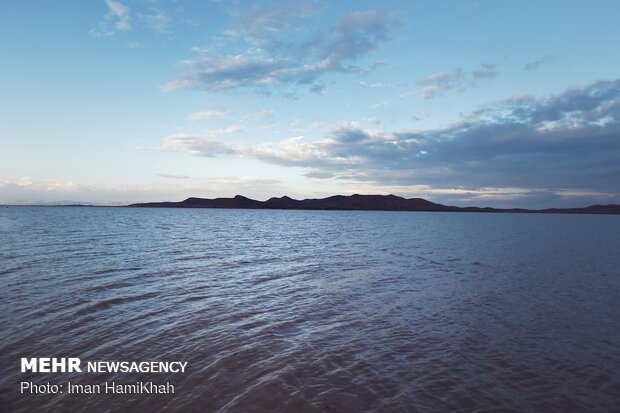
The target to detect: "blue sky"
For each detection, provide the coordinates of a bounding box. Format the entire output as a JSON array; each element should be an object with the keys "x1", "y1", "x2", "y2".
[{"x1": 1, "y1": 0, "x2": 619, "y2": 207}]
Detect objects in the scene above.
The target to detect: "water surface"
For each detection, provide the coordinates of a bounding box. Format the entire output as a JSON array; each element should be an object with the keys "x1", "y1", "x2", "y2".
[{"x1": 1, "y1": 207, "x2": 619, "y2": 412}]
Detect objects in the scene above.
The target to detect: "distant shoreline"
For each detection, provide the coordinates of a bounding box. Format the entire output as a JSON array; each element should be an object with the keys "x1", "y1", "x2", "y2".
[
  {"x1": 3, "y1": 194, "x2": 619, "y2": 214},
  {"x1": 125, "y1": 194, "x2": 620, "y2": 215}
]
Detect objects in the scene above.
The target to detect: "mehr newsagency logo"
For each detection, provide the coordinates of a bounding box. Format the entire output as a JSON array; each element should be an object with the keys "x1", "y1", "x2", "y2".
[{"x1": 19, "y1": 357, "x2": 187, "y2": 395}]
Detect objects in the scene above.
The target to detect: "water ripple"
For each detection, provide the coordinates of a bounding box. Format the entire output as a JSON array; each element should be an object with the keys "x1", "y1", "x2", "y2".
[{"x1": 0, "y1": 207, "x2": 619, "y2": 412}]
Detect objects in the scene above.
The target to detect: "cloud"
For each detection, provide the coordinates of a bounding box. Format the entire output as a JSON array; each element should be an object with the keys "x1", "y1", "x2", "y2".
[
  {"x1": 416, "y1": 69, "x2": 466, "y2": 99},
  {"x1": 227, "y1": 0, "x2": 322, "y2": 51},
  {"x1": 472, "y1": 63, "x2": 499, "y2": 79},
  {"x1": 157, "y1": 173, "x2": 190, "y2": 179},
  {"x1": 242, "y1": 109, "x2": 275, "y2": 120},
  {"x1": 91, "y1": 2, "x2": 176, "y2": 37},
  {"x1": 167, "y1": 126, "x2": 244, "y2": 140},
  {"x1": 162, "y1": 6, "x2": 401, "y2": 94},
  {"x1": 139, "y1": 8, "x2": 172, "y2": 34},
  {"x1": 209, "y1": 125, "x2": 244, "y2": 137},
  {"x1": 205, "y1": 176, "x2": 281, "y2": 186},
  {"x1": 90, "y1": 0, "x2": 131, "y2": 37},
  {"x1": 187, "y1": 110, "x2": 229, "y2": 121},
  {"x1": 161, "y1": 133, "x2": 237, "y2": 157},
  {"x1": 161, "y1": 53, "x2": 285, "y2": 92},
  {"x1": 523, "y1": 55, "x2": 557, "y2": 71},
  {"x1": 0, "y1": 177, "x2": 79, "y2": 192},
  {"x1": 160, "y1": 78, "x2": 620, "y2": 206},
  {"x1": 357, "y1": 80, "x2": 392, "y2": 88},
  {"x1": 309, "y1": 83, "x2": 327, "y2": 94},
  {"x1": 417, "y1": 63, "x2": 499, "y2": 99},
  {"x1": 0, "y1": 176, "x2": 287, "y2": 205},
  {"x1": 319, "y1": 10, "x2": 397, "y2": 63},
  {"x1": 369, "y1": 100, "x2": 389, "y2": 109}
]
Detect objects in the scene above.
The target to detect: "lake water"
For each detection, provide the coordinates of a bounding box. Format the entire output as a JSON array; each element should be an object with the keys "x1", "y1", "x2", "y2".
[{"x1": 1, "y1": 207, "x2": 619, "y2": 412}]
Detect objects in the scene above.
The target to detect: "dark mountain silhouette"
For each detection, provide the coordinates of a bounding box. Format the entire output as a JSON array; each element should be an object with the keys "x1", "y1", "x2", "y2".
[
  {"x1": 538, "y1": 204, "x2": 620, "y2": 214},
  {"x1": 128, "y1": 194, "x2": 620, "y2": 214}
]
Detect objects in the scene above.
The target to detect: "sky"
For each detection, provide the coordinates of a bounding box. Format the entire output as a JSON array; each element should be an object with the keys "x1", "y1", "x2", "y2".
[{"x1": 1, "y1": 0, "x2": 619, "y2": 207}]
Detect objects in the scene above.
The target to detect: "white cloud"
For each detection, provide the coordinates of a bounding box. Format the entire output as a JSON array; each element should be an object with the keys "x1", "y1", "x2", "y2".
[
  {"x1": 247, "y1": 109, "x2": 275, "y2": 119},
  {"x1": 416, "y1": 69, "x2": 466, "y2": 99},
  {"x1": 162, "y1": 8, "x2": 402, "y2": 94},
  {"x1": 139, "y1": 8, "x2": 172, "y2": 34},
  {"x1": 158, "y1": 78, "x2": 620, "y2": 206},
  {"x1": 106, "y1": 0, "x2": 130, "y2": 30},
  {"x1": 416, "y1": 64, "x2": 499, "y2": 99},
  {"x1": 0, "y1": 176, "x2": 287, "y2": 205},
  {"x1": 157, "y1": 173, "x2": 190, "y2": 179},
  {"x1": 370, "y1": 100, "x2": 389, "y2": 109},
  {"x1": 357, "y1": 80, "x2": 392, "y2": 88},
  {"x1": 90, "y1": 0, "x2": 131, "y2": 37},
  {"x1": 187, "y1": 110, "x2": 229, "y2": 121},
  {"x1": 211, "y1": 125, "x2": 244, "y2": 137},
  {"x1": 161, "y1": 132, "x2": 240, "y2": 156},
  {"x1": 0, "y1": 177, "x2": 79, "y2": 192}
]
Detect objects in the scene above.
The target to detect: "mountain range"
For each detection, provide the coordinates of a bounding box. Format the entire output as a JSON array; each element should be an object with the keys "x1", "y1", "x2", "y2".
[{"x1": 128, "y1": 194, "x2": 620, "y2": 214}]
